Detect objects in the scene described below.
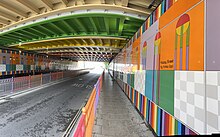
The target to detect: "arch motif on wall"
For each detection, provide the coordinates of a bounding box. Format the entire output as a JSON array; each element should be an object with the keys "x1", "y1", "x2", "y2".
[
  {"x1": 153, "y1": 32, "x2": 161, "y2": 103},
  {"x1": 175, "y1": 14, "x2": 190, "y2": 70},
  {"x1": 142, "y1": 41, "x2": 147, "y2": 70}
]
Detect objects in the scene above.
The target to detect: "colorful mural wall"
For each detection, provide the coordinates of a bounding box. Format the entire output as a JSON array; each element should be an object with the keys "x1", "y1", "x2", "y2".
[
  {"x1": 0, "y1": 49, "x2": 68, "y2": 76},
  {"x1": 109, "y1": 0, "x2": 220, "y2": 135}
]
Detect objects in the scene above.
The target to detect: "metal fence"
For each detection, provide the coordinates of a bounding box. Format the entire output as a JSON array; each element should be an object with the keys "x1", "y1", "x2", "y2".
[
  {"x1": 0, "y1": 69, "x2": 90, "y2": 94},
  {"x1": 0, "y1": 78, "x2": 13, "y2": 93},
  {"x1": 0, "y1": 72, "x2": 64, "y2": 93}
]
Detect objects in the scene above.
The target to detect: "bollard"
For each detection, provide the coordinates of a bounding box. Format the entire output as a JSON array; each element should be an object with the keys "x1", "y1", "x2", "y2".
[
  {"x1": 3, "y1": 82, "x2": 5, "y2": 92},
  {"x1": 41, "y1": 73, "x2": 43, "y2": 85},
  {"x1": 29, "y1": 75, "x2": 31, "y2": 88},
  {"x1": 11, "y1": 77, "x2": 14, "y2": 92}
]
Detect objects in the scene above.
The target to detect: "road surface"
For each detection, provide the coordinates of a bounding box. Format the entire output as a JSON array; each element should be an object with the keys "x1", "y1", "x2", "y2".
[{"x1": 0, "y1": 73, "x2": 100, "y2": 137}]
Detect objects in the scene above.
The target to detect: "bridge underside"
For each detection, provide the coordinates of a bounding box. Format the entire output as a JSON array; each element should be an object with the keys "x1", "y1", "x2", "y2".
[{"x1": 0, "y1": 0, "x2": 160, "y2": 62}]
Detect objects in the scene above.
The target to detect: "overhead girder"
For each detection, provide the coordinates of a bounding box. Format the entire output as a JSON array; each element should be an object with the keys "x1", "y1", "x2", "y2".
[
  {"x1": 40, "y1": 0, "x2": 53, "y2": 10},
  {"x1": 1, "y1": 13, "x2": 142, "y2": 46},
  {"x1": 0, "y1": 0, "x2": 161, "y2": 62},
  {"x1": 52, "y1": 53, "x2": 113, "y2": 56},
  {"x1": 0, "y1": 11, "x2": 18, "y2": 22},
  {"x1": 0, "y1": 0, "x2": 160, "y2": 28},
  {"x1": 11, "y1": 36, "x2": 127, "y2": 50},
  {"x1": 38, "y1": 48, "x2": 119, "y2": 54},
  {"x1": 0, "y1": 17, "x2": 10, "y2": 25},
  {"x1": 60, "y1": 0, "x2": 68, "y2": 6},
  {"x1": 0, "y1": 2, "x2": 28, "y2": 18},
  {"x1": 16, "y1": 0, "x2": 40, "y2": 14}
]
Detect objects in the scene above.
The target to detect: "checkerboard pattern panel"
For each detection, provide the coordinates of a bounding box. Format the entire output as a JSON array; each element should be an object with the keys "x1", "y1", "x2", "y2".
[
  {"x1": 120, "y1": 72, "x2": 123, "y2": 81},
  {"x1": 31, "y1": 65, "x2": 35, "y2": 70},
  {"x1": 41, "y1": 65, "x2": 45, "y2": 70},
  {"x1": 0, "y1": 64, "x2": 6, "y2": 72},
  {"x1": 134, "y1": 70, "x2": 145, "y2": 95},
  {"x1": 16, "y1": 65, "x2": 23, "y2": 71},
  {"x1": 206, "y1": 71, "x2": 220, "y2": 134},
  {"x1": 174, "y1": 71, "x2": 205, "y2": 134},
  {"x1": 123, "y1": 72, "x2": 127, "y2": 83}
]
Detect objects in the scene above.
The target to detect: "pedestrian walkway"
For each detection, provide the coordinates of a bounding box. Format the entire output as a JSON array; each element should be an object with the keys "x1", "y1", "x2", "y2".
[{"x1": 92, "y1": 72, "x2": 155, "y2": 137}]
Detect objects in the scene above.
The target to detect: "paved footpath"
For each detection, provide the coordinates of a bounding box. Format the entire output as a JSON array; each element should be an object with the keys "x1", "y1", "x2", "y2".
[{"x1": 92, "y1": 73, "x2": 155, "y2": 137}]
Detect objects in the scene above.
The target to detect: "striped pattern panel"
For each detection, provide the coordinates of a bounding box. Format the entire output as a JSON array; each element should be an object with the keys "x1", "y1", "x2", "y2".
[
  {"x1": 140, "y1": 0, "x2": 179, "y2": 35},
  {"x1": 121, "y1": 82, "x2": 197, "y2": 136}
]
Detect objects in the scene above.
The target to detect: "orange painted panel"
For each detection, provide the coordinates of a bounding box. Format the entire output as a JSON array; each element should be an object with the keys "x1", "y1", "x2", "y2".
[
  {"x1": 159, "y1": 0, "x2": 202, "y2": 29},
  {"x1": 160, "y1": 2, "x2": 204, "y2": 71},
  {"x1": 132, "y1": 37, "x2": 141, "y2": 71},
  {"x1": 187, "y1": 2, "x2": 204, "y2": 70},
  {"x1": 160, "y1": 23, "x2": 175, "y2": 70}
]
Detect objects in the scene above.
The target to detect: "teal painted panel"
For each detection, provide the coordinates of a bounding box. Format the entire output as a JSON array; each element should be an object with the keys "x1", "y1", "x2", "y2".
[
  {"x1": 159, "y1": 70, "x2": 174, "y2": 115},
  {"x1": 131, "y1": 73, "x2": 134, "y2": 88},
  {"x1": 127, "y1": 73, "x2": 131, "y2": 85},
  {"x1": 145, "y1": 70, "x2": 153, "y2": 101}
]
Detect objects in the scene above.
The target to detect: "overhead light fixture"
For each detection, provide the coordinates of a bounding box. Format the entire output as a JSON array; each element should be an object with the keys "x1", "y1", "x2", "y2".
[{"x1": 19, "y1": 39, "x2": 22, "y2": 46}]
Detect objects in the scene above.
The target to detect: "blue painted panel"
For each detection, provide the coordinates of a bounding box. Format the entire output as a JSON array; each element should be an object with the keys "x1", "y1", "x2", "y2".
[{"x1": 145, "y1": 70, "x2": 153, "y2": 100}]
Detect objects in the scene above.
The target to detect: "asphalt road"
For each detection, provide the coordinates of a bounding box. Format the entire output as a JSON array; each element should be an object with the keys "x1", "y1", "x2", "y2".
[{"x1": 0, "y1": 72, "x2": 100, "y2": 137}]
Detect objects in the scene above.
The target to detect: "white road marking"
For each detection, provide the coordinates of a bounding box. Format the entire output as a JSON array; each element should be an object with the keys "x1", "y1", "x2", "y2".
[
  {"x1": 11, "y1": 89, "x2": 39, "y2": 99},
  {"x1": 0, "y1": 99, "x2": 8, "y2": 104},
  {"x1": 71, "y1": 83, "x2": 93, "y2": 89}
]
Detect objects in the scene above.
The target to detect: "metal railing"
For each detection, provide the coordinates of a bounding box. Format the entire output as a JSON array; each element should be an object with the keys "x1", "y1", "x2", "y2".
[
  {"x1": 0, "y1": 72, "x2": 63, "y2": 93},
  {"x1": 0, "y1": 69, "x2": 90, "y2": 94}
]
